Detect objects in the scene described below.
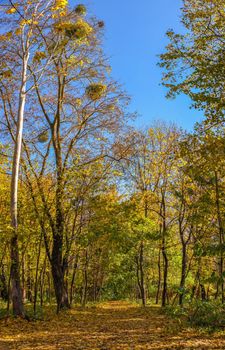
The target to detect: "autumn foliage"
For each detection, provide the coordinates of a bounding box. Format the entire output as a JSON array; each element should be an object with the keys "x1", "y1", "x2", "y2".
[{"x1": 0, "y1": 0, "x2": 224, "y2": 348}]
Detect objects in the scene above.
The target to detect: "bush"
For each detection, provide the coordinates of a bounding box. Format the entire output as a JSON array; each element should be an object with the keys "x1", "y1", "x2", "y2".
[
  {"x1": 165, "y1": 300, "x2": 225, "y2": 330},
  {"x1": 188, "y1": 300, "x2": 225, "y2": 329},
  {"x1": 165, "y1": 304, "x2": 188, "y2": 319}
]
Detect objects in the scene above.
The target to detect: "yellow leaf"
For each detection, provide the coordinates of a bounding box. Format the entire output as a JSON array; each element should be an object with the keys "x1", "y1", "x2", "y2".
[
  {"x1": 52, "y1": 0, "x2": 68, "y2": 11},
  {"x1": 15, "y1": 28, "x2": 22, "y2": 35},
  {"x1": 0, "y1": 35, "x2": 7, "y2": 41},
  {"x1": 20, "y1": 19, "x2": 32, "y2": 27},
  {"x1": 6, "y1": 7, "x2": 16, "y2": 14},
  {"x1": 0, "y1": 32, "x2": 12, "y2": 41}
]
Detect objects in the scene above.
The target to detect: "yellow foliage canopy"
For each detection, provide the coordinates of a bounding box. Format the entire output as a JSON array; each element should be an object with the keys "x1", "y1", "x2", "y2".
[{"x1": 52, "y1": 0, "x2": 68, "y2": 11}]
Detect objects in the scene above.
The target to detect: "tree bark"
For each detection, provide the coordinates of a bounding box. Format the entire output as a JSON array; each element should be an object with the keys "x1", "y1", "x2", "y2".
[
  {"x1": 34, "y1": 232, "x2": 43, "y2": 315},
  {"x1": 136, "y1": 242, "x2": 146, "y2": 306},
  {"x1": 0, "y1": 264, "x2": 8, "y2": 301},
  {"x1": 179, "y1": 242, "x2": 187, "y2": 306},
  {"x1": 139, "y1": 241, "x2": 146, "y2": 306},
  {"x1": 215, "y1": 171, "x2": 224, "y2": 303},
  {"x1": 70, "y1": 254, "x2": 79, "y2": 306},
  {"x1": 161, "y1": 194, "x2": 168, "y2": 307},
  {"x1": 51, "y1": 234, "x2": 70, "y2": 313},
  {"x1": 81, "y1": 250, "x2": 88, "y2": 307},
  {"x1": 48, "y1": 73, "x2": 70, "y2": 312},
  {"x1": 156, "y1": 248, "x2": 161, "y2": 304},
  {"x1": 10, "y1": 47, "x2": 29, "y2": 316}
]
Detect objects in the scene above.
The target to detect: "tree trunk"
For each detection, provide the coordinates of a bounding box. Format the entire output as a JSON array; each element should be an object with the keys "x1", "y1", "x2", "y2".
[
  {"x1": 48, "y1": 72, "x2": 70, "y2": 312},
  {"x1": 0, "y1": 265, "x2": 8, "y2": 301},
  {"x1": 136, "y1": 242, "x2": 146, "y2": 307},
  {"x1": 179, "y1": 243, "x2": 187, "y2": 305},
  {"x1": 162, "y1": 237, "x2": 168, "y2": 307},
  {"x1": 21, "y1": 253, "x2": 26, "y2": 302},
  {"x1": 161, "y1": 194, "x2": 168, "y2": 307},
  {"x1": 40, "y1": 256, "x2": 47, "y2": 307},
  {"x1": 139, "y1": 241, "x2": 146, "y2": 306},
  {"x1": 215, "y1": 171, "x2": 224, "y2": 303},
  {"x1": 51, "y1": 234, "x2": 70, "y2": 313},
  {"x1": 34, "y1": 232, "x2": 43, "y2": 315},
  {"x1": 27, "y1": 254, "x2": 33, "y2": 303},
  {"x1": 10, "y1": 235, "x2": 24, "y2": 316},
  {"x1": 10, "y1": 50, "x2": 29, "y2": 316},
  {"x1": 70, "y1": 254, "x2": 79, "y2": 306},
  {"x1": 156, "y1": 248, "x2": 161, "y2": 304},
  {"x1": 81, "y1": 250, "x2": 88, "y2": 307}
]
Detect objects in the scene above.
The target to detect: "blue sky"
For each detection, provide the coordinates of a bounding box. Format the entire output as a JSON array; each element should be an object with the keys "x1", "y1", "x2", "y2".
[{"x1": 72, "y1": 0, "x2": 204, "y2": 131}]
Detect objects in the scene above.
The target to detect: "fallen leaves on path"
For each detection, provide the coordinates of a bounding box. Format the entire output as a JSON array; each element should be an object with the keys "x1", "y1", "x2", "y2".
[{"x1": 0, "y1": 301, "x2": 225, "y2": 349}]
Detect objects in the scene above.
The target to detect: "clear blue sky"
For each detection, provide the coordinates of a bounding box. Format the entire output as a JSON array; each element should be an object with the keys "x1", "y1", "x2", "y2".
[{"x1": 72, "y1": 0, "x2": 204, "y2": 131}]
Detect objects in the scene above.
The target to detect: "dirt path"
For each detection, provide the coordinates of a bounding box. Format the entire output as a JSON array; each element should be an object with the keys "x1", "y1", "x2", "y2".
[{"x1": 0, "y1": 301, "x2": 225, "y2": 349}]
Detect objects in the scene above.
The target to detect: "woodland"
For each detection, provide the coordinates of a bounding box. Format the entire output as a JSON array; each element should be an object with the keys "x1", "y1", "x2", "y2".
[{"x1": 0, "y1": 0, "x2": 224, "y2": 349}]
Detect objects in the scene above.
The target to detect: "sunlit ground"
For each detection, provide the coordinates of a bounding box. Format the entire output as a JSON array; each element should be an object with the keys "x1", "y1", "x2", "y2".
[{"x1": 0, "y1": 301, "x2": 225, "y2": 349}]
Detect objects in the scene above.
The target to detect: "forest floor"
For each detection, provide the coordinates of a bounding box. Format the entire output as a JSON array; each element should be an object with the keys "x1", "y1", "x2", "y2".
[{"x1": 0, "y1": 301, "x2": 225, "y2": 350}]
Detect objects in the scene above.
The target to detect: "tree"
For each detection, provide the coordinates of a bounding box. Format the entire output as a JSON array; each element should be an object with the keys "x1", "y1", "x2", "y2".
[
  {"x1": 0, "y1": 0, "x2": 66, "y2": 316},
  {"x1": 12, "y1": 3, "x2": 131, "y2": 311},
  {"x1": 180, "y1": 128, "x2": 225, "y2": 302},
  {"x1": 123, "y1": 124, "x2": 181, "y2": 306},
  {"x1": 172, "y1": 164, "x2": 195, "y2": 305},
  {"x1": 159, "y1": 0, "x2": 225, "y2": 127}
]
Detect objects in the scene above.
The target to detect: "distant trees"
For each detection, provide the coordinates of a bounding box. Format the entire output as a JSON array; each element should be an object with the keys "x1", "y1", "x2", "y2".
[
  {"x1": 122, "y1": 125, "x2": 180, "y2": 306},
  {"x1": 0, "y1": 122, "x2": 225, "y2": 312}
]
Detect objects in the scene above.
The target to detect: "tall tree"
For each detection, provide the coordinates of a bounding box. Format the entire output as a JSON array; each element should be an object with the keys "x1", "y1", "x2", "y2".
[
  {"x1": 15, "y1": 3, "x2": 131, "y2": 311},
  {"x1": 0, "y1": 0, "x2": 65, "y2": 316}
]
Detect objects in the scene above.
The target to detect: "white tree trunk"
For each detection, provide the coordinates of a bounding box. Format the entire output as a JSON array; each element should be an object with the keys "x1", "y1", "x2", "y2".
[{"x1": 10, "y1": 52, "x2": 29, "y2": 316}]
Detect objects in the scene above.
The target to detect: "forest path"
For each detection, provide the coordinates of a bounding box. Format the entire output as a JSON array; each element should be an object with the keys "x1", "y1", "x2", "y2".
[{"x1": 0, "y1": 301, "x2": 225, "y2": 349}]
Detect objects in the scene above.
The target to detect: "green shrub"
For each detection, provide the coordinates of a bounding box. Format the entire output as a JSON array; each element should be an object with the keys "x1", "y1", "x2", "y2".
[
  {"x1": 188, "y1": 300, "x2": 225, "y2": 329},
  {"x1": 165, "y1": 300, "x2": 225, "y2": 331},
  {"x1": 165, "y1": 304, "x2": 188, "y2": 319}
]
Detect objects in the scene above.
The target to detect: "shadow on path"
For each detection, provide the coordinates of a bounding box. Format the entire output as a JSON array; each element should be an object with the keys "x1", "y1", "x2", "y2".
[{"x1": 0, "y1": 301, "x2": 225, "y2": 349}]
